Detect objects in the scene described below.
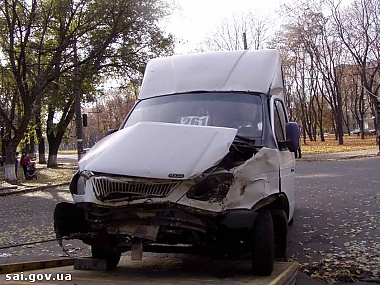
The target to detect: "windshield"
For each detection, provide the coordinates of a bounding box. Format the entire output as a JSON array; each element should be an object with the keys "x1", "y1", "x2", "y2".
[{"x1": 124, "y1": 93, "x2": 263, "y2": 138}]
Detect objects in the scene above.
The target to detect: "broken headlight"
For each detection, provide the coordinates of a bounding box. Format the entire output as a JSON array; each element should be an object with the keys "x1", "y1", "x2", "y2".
[
  {"x1": 69, "y1": 170, "x2": 93, "y2": 195},
  {"x1": 187, "y1": 172, "x2": 234, "y2": 202}
]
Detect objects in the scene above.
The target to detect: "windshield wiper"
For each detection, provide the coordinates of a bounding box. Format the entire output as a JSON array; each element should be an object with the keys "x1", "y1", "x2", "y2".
[{"x1": 234, "y1": 135, "x2": 256, "y2": 146}]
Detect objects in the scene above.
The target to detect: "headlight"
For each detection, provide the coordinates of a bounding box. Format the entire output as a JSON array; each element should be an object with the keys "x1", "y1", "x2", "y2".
[
  {"x1": 78, "y1": 170, "x2": 94, "y2": 195},
  {"x1": 187, "y1": 172, "x2": 234, "y2": 202},
  {"x1": 70, "y1": 170, "x2": 93, "y2": 195},
  {"x1": 77, "y1": 175, "x2": 87, "y2": 195}
]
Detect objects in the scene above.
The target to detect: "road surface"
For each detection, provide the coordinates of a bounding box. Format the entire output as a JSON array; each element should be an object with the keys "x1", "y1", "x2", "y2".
[{"x1": 0, "y1": 156, "x2": 379, "y2": 284}]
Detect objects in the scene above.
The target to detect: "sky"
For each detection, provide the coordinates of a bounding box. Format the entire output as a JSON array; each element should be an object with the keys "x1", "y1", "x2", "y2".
[
  {"x1": 162, "y1": 0, "x2": 354, "y2": 54},
  {"x1": 162, "y1": 0, "x2": 291, "y2": 54}
]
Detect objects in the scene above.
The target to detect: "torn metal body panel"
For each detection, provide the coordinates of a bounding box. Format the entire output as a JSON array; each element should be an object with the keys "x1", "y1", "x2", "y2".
[{"x1": 226, "y1": 148, "x2": 282, "y2": 210}]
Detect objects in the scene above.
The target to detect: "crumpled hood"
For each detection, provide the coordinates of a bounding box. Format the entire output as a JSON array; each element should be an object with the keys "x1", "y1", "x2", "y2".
[{"x1": 78, "y1": 122, "x2": 237, "y2": 179}]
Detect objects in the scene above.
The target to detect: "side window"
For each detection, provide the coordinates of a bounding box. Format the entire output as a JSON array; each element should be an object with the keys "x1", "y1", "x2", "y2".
[{"x1": 273, "y1": 100, "x2": 287, "y2": 142}]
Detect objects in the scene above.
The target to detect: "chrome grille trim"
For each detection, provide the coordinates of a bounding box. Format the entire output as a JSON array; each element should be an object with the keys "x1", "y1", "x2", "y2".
[{"x1": 91, "y1": 176, "x2": 181, "y2": 201}]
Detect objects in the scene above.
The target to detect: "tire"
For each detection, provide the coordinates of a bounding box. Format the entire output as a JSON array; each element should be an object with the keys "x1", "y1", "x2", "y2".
[
  {"x1": 91, "y1": 245, "x2": 121, "y2": 270},
  {"x1": 251, "y1": 209, "x2": 274, "y2": 276},
  {"x1": 271, "y1": 209, "x2": 288, "y2": 260},
  {"x1": 288, "y1": 208, "x2": 295, "y2": 226},
  {"x1": 54, "y1": 202, "x2": 88, "y2": 238}
]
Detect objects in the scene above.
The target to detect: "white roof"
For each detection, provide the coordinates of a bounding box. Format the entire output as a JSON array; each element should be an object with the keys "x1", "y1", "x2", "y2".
[{"x1": 139, "y1": 49, "x2": 284, "y2": 100}]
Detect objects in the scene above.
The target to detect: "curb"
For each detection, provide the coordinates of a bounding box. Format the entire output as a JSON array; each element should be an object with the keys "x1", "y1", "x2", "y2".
[
  {"x1": 300, "y1": 154, "x2": 379, "y2": 162},
  {"x1": 299, "y1": 151, "x2": 379, "y2": 162},
  {"x1": 0, "y1": 182, "x2": 70, "y2": 197},
  {"x1": 270, "y1": 262, "x2": 299, "y2": 285},
  {"x1": 0, "y1": 258, "x2": 74, "y2": 274},
  {"x1": 0, "y1": 185, "x2": 17, "y2": 191}
]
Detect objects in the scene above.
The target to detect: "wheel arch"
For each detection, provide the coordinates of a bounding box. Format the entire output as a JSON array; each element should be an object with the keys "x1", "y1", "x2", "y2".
[{"x1": 251, "y1": 193, "x2": 290, "y2": 219}]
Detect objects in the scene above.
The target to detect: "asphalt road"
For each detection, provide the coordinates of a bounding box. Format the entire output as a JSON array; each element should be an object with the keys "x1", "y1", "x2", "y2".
[
  {"x1": 0, "y1": 156, "x2": 379, "y2": 284},
  {"x1": 0, "y1": 187, "x2": 89, "y2": 263},
  {"x1": 289, "y1": 157, "x2": 380, "y2": 284}
]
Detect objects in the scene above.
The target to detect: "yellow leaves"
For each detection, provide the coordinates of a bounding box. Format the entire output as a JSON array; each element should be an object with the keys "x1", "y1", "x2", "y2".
[
  {"x1": 301, "y1": 135, "x2": 378, "y2": 155},
  {"x1": 20, "y1": 163, "x2": 77, "y2": 187}
]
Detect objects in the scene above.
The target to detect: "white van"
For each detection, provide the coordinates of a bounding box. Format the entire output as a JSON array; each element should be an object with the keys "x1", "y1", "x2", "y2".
[{"x1": 54, "y1": 50, "x2": 300, "y2": 276}]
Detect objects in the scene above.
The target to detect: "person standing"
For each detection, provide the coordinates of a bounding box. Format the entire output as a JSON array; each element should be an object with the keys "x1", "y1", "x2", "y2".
[{"x1": 20, "y1": 152, "x2": 30, "y2": 179}]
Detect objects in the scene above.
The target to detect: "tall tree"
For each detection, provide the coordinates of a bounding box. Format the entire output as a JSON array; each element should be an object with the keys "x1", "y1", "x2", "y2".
[
  {"x1": 0, "y1": 0, "x2": 174, "y2": 183},
  {"x1": 202, "y1": 13, "x2": 273, "y2": 51},
  {"x1": 278, "y1": 0, "x2": 347, "y2": 144},
  {"x1": 44, "y1": 0, "x2": 174, "y2": 167},
  {"x1": 330, "y1": 0, "x2": 380, "y2": 137},
  {"x1": 84, "y1": 87, "x2": 137, "y2": 146}
]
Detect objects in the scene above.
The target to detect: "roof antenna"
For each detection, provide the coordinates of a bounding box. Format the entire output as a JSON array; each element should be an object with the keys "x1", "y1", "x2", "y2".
[{"x1": 243, "y1": 33, "x2": 248, "y2": 50}]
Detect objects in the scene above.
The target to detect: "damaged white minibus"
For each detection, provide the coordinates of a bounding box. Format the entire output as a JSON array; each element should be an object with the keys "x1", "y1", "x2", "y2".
[{"x1": 54, "y1": 49, "x2": 300, "y2": 276}]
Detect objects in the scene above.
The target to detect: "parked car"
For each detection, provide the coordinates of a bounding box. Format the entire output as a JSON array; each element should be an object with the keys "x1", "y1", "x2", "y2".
[{"x1": 350, "y1": 129, "x2": 376, "y2": 135}]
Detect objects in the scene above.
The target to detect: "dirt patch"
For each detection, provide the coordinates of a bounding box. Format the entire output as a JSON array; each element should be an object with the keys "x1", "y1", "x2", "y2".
[{"x1": 1, "y1": 162, "x2": 77, "y2": 189}]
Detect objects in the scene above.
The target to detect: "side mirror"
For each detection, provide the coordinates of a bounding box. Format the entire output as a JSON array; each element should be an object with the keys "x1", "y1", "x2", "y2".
[{"x1": 285, "y1": 122, "x2": 300, "y2": 152}]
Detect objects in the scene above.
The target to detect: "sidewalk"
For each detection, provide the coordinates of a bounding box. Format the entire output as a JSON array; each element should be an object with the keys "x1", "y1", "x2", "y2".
[
  {"x1": 300, "y1": 148, "x2": 379, "y2": 161},
  {"x1": 0, "y1": 161, "x2": 76, "y2": 195},
  {"x1": 0, "y1": 181, "x2": 70, "y2": 197}
]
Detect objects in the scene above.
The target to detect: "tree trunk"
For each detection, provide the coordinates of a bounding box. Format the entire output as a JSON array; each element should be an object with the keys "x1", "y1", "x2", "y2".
[
  {"x1": 47, "y1": 153, "x2": 58, "y2": 168},
  {"x1": 45, "y1": 100, "x2": 76, "y2": 168},
  {"x1": 4, "y1": 163, "x2": 18, "y2": 185},
  {"x1": 335, "y1": 112, "x2": 344, "y2": 144},
  {"x1": 360, "y1": 118, "x2": 365, "y2": 140},
  {"x1": 36, "y1": 113, "x2": 46, "y2": 164},
  {"x1": 2, "y1": 124, "x2": 25, "y2": 184},
  {"x1": 28, "y1": 134, "x2": 35, "y2": 160},
  {"x1": 332, "y1": 120, "x2": 337, "y2": 140},
  {"x1": 38, "y1": 150, "x2": 46, "y2": 164},
  {"x1": 319, "y1": 125, "x2": 325, "y2": 142},
  {"x1": 302, "y1": 126, "x2": 307, "y2": 145},
  {"x1": 47, "y1": 137, "x2": 61, "y2": 168},
  {"x1": 3, "y1": 143, "x2": 19, "y2": 184},
  {"x1": 336, "y1": 90, "x2": 344, "y2": 145}
]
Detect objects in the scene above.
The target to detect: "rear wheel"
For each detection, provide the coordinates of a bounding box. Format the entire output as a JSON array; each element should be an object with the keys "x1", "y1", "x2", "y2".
[
  {"x1": 91, "y1": 245, "x2": 121, "y2": 270},
  {"x1": 251, "y1": 209, "x2": 274, "y2": 276}
]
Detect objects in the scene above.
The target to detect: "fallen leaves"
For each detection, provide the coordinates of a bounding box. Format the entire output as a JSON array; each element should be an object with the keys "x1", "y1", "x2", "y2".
[
  {"x1": 1, "y1": 162, "x2": 77, "y2": 188},
  {"x1": 18, "y1": 163, "x2": 77, "y2": 186},
  {"x1": 291, "y1": 193, "x2": 380, "y2": 283},
  {"x1": 301, "y1": 135, "x2": 378, "y2": 155},
  {"x1": 291, "y1": 160, "x2": 380, "y2": 284},
  {"x1": 300, "y1": 239, "x2": 380, "y2": 283}
]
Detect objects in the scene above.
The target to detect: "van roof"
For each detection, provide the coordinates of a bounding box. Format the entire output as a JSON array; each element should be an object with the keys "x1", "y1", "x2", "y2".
[{"x1": 139, "y1": 49, "x2": 284, "y2": 100}]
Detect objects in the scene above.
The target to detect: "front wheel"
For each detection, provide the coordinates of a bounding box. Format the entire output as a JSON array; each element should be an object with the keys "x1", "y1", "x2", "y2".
[
  {"x1": 251, "y1": 209, "x2": 274, "y2": 276},
  {"x1": 271, "y1": 209, "x2": 288, "y2": 260},
  {"x1": 91, "y1": 245, "x2": 121, "y2": 270}
]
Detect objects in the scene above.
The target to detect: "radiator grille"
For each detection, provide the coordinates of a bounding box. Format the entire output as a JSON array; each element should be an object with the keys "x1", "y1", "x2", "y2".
[{"x1": 91, "y1": 176, "x2": 181, "y2": 201}]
